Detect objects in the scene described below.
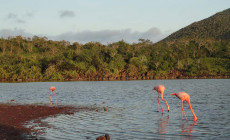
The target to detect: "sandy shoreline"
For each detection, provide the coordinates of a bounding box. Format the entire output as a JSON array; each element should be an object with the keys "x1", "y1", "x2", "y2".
[{"x1": 0, "y1": 104, "x2": 89, "y2": 140}]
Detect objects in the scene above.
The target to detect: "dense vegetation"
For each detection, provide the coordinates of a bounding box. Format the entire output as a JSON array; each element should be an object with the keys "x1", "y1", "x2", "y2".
[
  {"x1": 0, "y1": 9, "x2": 229, "y2": 81},
  {"x1": 0, "y1": 36, "x2": 229, "y2": 81}
]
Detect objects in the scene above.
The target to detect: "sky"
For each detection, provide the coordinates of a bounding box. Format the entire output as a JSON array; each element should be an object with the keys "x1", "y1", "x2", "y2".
[{"x1": 0, "y1": 0, "x2": 229, "y2": 44}]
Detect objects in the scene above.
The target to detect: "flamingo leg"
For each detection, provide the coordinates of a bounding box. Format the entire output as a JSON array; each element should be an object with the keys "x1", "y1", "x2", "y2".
[
  {"x1": 182, "y1": 101, "x2": 187, "y2": 120},
  {"x1": 157, "y1": 94, "x2": 160, "y2": 112},
  {"x1": 158, "y1": 93, "x2": 163, "y2": 113},
  {"x1": 161, "y1": 104, "x2": 164, "y2": 113},
  {"x1": 181, "y1": 101, "x2": 184, "y2": 119},
  {"x1": 183, "y1": 111, "x2": 187, "y2": 120},
  {"x1": 50, "y1": 91, "x2": 52, "y2": 102},
  {"x1": 182, "y1": 101, "x2": 184, "y2": 111}
]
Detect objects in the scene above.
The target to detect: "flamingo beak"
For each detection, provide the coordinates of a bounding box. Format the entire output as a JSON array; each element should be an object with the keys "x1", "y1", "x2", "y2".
[{"x1": 171, "y1": 93, "x2": 176, "y2": 96}]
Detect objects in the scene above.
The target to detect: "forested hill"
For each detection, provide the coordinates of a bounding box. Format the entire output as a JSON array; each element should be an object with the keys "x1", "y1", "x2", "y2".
[
  {"x1": 0, "y1": 9, "x2": 229, "y2": 82},
  {"x1": 162, "y1": 8, "x2": 230, "y2": 41}
]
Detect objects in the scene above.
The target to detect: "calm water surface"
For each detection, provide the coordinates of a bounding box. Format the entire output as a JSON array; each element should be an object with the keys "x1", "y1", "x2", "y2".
[{"x1": 0, "y1": 79, "x2": 230, "y2": 140}]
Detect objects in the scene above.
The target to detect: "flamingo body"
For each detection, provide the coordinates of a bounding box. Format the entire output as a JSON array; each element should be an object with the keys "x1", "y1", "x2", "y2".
[
  {"x1": 153, "y1": 85, "x2": 170, "y2": 112},
  {"x1": 50, "y1": 86, "x2": 57, "y2": 106},
  {"x1": 171, "y1": 92, "x2": 197, "y2": 121},
  {"x1": 154, "y1": 85, "x2": 165, "y2": 94},
  {"x1": 171, "y1": 92, "x2": 189, "y2": 101}
]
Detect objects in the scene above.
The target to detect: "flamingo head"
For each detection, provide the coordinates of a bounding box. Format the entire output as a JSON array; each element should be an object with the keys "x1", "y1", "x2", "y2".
[
  {"x1": 152, "y1": 87, "x2": 156, "y2": 91},
  {"x1": 50, "y1": 86, "x2": 55, "y2": 92},
  {"x1": 170, "y1": 93, "x2": 177, "y2": 96},
  {"x1": 167, "y1": 105, "x2": 170, "y2": 112}
]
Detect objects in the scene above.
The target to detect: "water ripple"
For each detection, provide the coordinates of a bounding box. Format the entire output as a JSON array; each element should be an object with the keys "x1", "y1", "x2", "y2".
[{"x1": 1, "y1": 79, "x2": 230, "y2": 139}]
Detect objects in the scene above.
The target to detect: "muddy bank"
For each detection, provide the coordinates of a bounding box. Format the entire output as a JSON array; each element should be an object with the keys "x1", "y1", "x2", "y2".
[{"x1": 0, "y1": 104, "x2": 89, "y2": 140}]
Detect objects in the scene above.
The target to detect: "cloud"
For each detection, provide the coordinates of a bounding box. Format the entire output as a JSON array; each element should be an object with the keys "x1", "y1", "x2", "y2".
[
  {"x1": 51, "y1": 27, "x2": 168, "y2": 44},
  {"x1": 0, "y1": 27, "x2": 169, "y2": 44},
  {"x1": 6, "y1": 13, "x2": 18, "y2": 19},
  {"x1": 23, "y1": 12, "x2": 34, "y2": 18},
  {"x1": 59, "y1": 10, "x2": 75, "y2": 18},
  {"x1": 0, "y1": 28, "x2": 33, "y2": 38},
  {"x1": 6, "y1": 13, "x2": 26, "y2": 23}
]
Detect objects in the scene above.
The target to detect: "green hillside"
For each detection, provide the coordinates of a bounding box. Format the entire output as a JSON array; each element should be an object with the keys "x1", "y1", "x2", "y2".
[{"x1": 163, "y1": 8, "x2": 230, "y2": 41}]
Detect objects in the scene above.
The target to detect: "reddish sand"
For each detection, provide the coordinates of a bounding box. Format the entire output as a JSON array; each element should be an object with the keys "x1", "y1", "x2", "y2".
[{"x1": 0, "y1": 104, "x2": 88, "y2": 140}]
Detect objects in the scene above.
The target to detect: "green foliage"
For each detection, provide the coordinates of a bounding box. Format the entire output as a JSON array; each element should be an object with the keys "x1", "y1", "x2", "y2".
[
  {"x1": 44, "y1": 65, "x2": 63, "y2": 80},
  {"x1": 0, "y1": 67, "x2": 8, "y2": 79},
  {"x1": 0, "y1": 27, "x2": 229, "y2": 81},
  {"x1": 85, "y1": 66, "x2": 97, "y2": 77}
]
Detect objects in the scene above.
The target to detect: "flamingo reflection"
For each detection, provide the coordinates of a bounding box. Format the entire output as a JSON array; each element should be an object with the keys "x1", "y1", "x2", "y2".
[
  {"x1": 181, "y1": 120, "x2": 196, "y2": 139},
  {"x1": 157, "y1": 114, "x2": 170, "y2": 134}
]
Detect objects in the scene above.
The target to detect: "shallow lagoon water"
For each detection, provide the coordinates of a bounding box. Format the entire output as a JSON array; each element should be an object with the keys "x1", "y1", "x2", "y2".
[{"x1": 0, "y1": 79, "x2": 230, "y2": 139}]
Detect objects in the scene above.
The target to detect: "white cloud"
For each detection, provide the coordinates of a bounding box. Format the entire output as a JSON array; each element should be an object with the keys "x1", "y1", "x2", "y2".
[
  {"x1": 59, "y1": 10, "x2": 75, "y2": 18},
  {"x1": 0, "y1": 28, "x2": 168, "y2": 44},
  {"x1": 0, "y1": 28, "x2": 32, "y2": 38},
  {"x1": 50, "y1": 27, "x2": 168, "y2": 44},
  {"x1": 23, "y1": 12, "x2": 34, "y2": 18},
  {"x1": 7, "y1": 13, "x2": 18, "y2": 19},
  {"x1": 5, "y1": 12, "x2": 34, "y2": 24}
]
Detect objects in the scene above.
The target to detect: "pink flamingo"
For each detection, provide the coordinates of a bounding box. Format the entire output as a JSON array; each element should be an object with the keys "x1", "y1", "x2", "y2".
[
  {"x1": 50, "y1": 86, "x2": 57, "y2": 106},
  {"x1": 153, "y1": 85, "x2": 170, "y2": 112},
  {"x1": 171, "y1": 92, "x2": 197, "y2": 121}
]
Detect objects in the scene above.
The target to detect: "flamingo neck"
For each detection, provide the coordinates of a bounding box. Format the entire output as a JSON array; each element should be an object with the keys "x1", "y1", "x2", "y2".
[
  {"x1": 187, "y1": 100, "x2": 197, "y2": 121},
  {"x1": 161, "y1": 95, "x2": 170, "y2": 111}
]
